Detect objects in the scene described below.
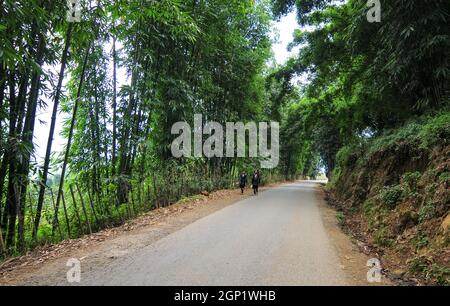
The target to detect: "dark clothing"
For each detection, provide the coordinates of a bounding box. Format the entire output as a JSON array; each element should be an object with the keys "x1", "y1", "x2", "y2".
[
  {"x1": 253, "y1": 185, "x2": 259, "y2": 195},
  {"x1": 239, "y1": 174, "x2": 247, "y2": 187},
  {"x1": 251, "y1": 174, "x2": 261, "y2": 186},
  {"x1": 239, "y1": 174, "x2": 247, "y2": 194},
  {"x1": 252, "y1": 174, "x2": 261, "y2": 195}
]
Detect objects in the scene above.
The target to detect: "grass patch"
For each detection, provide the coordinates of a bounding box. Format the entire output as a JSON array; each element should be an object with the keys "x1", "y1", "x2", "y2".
[
  {"x1": 409, "y1": 257, "x2": 450, "y2": 285},
  {"x1": 373, "y1": 228, "x2": 393, "y2": 247},
  {"x1": 336, "y1": 211, "x2": 345, "y2": 226},
  {"x1": 427, "y1": 264, "x2": 450, "y2": 286},
  {"x1": 412, "y1": 231, "x2": 430, "y2": 249},
  {"x1": 408, "y1": 256, "x2": 428, "y2": 273},
  {"x1": 178, "y1": 194, "x2": 205, "y2": 204}
]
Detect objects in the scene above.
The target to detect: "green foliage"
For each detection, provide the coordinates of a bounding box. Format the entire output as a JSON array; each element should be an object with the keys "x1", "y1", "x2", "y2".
[
  {"x1": 330, "y1": 112, "x2": 450, "y2": 199},
  {"x1": 0, "y1": 0, "x2": 447, "y2": 264},
  {"x1": 379, "y1": 185, "x2": 404, "y2": 210},
  {"x1": 409, "y1": 258, "x2": 450, "y2": 285},
  {"x1": 329, "y1": 144, "x2": 361, "y2": 186},
  {"x1": 363, "y1": 199, "x2": 387, "y2": 234},
  {"x1": 335, "y1": 145, "x2": 358, "y2": 169},
  {"x1": 427, "y1": 264, "x2": 450, "y2": 286},
  {"x1": 418, "y1": 112, "x2": 450, "y2": 148},
  {"x1": 412, "y1": 231, "x2": 430, "y2": 249},
  {"x1": 0, "y1": 0, "x2": 281, "y2": 256},
  {"x1": 366, "y1": 122, "x2": 422, "y2": 156},
  {"x1": 402, "y1": 172, "x2": 422, "y2": 194},
  {"x1": 336, "y1": 211, "x2": 345, "y2": 226},
  {"x1": 438, "y1": 172, "x2": 450, "y2": 184},
  {"x1": 359, "y1": 111, "x2": 449, "y2": 156},
  {"x1": 362, "y1": 200, "x2": 394, "y2": 246},
  {"x1": 271, "y1": 1, "x2": 449, "y2": 283},
  {"x1": 408, "y1": 256, "x2": 429, "y2": 273},
  {"x1": 373, "y1": 228, "x2": 393, "y2": 248},
  {"x1": 273, "y1": 0, "x2": 449, "y2": 180},
  {"x1": 418, "y1": 201, "x2": 438, "y2": 223}
]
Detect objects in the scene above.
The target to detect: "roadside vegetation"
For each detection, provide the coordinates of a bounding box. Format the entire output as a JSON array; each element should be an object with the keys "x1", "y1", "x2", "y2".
[
  {"x1": 0, "y1": 0, "x2": 448, "y2": 286},
  {"x1": 0, "y1": 0, "x2": 288, "y2": 257},
  {"x1": 328, "y1": 114, "x2": 449, "y2": 285}
]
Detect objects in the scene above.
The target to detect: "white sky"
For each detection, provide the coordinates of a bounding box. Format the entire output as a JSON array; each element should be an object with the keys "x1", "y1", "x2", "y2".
[
  {"x1": 33, "y1": 11, "x2": 300, "y2": 163},
  {"x1": 271, "y1": 11, "x2": 299, "y2": 65}
]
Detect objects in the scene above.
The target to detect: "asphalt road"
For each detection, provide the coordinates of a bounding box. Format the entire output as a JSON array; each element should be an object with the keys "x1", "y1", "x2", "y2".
[{"x1": 75, "y1": 181, "x2": 349, "y2": 285}]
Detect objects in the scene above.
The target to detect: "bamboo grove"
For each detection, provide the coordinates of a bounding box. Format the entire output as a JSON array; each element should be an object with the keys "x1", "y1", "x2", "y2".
[
  {"x1": 0, "y1": 0, "x2": 282, "y2": 255},
  {"x1": 2, "y1": 0, "x2": 448, "y2": 257}
]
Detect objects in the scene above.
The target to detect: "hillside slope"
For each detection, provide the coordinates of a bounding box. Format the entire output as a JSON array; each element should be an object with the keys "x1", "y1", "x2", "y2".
[{"x1": 327, "y1": 112, "x2": 450, "y2": 285}]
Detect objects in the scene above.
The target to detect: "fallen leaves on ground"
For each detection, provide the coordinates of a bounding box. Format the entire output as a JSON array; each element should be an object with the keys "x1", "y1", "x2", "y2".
[{"x1": 0, "y1": 188, "x2": 241, "y2": 277}]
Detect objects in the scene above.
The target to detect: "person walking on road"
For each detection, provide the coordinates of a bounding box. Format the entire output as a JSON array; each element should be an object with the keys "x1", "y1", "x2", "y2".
[
  {"x1": 239, "y1": 172, "x2": 247, "y2": 194},
  {"x1": 251, "y1": 171, "x2": 261, "y2": 195}
]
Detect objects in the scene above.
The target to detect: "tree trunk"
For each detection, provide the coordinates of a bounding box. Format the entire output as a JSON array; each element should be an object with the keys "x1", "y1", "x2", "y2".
[
  {"x1": 33, "y1": 23, "x2": 73, "y2": 240},
  {"x1": 117, "y1": 73, "x2": 136, "y2": 204},
  {"x1": 0, "y1": 71, "x2": 17, "y2": 233},
  {"x1": 16, "y1": 33, "x2": 46, "y2": 252},
  {"x1": 53, "y1": 42, "x2": 91, "y2": 235},
  {"x1": 111, "y1": 35, "x2": 118, "y2": 177},
  {"x1": 2, "y1": 17, "x2": 39, "y2": 249},
  {"x1": 0, "y1": 64, "x2": 5, "y2": 146}
]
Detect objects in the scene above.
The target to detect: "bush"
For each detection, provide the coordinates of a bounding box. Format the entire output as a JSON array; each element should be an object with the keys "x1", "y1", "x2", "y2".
[
  {"x1": 362, "y1": 111, "x2": 450, "y2": 157},
  {"x1": 330, "y1": 144, "x2": 362, "y2": 188},
  {"x1": 367, "y1": 122, "x2": 421, "y2": 156},
  {"x1": 438, "y1": 171, "x2": 450, "y2": 184},
  {"x1": 428, "y1": 264, "x2": 450, "y2": 286},
  {"x1": 363, "y1": 199, "x2": 389, "y2": 234},
  {"x1": 408, "y1": 256, "x2": 428, "y2": 273},
  {"x1": 335, "y1": 145, "x2": 359, "y2": 168},
  {"x1": 418, "y1": 112, "x2": 450, "y2": 148},
  {"x1": 412, "y1": 231, "x2": 430, "y2": 249},
  {"x1": 373, "y1": 228, "x2": 393, "y2": 247},
  {"x1": 379, "y1": 185, "x2": 404, "y2": 210},
  {"x1": 418, "y1": 201, "x2": 437, "y2": 223},
  {"x1": 402, "y1": 172, "x2": 422, "y2": 193}
]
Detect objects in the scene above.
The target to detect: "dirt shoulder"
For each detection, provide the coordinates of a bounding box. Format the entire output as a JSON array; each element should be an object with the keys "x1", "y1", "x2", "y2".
[
  {"x1": 315, "y1": 186, "x2": 391, "y2": 286},
  {"x1": 0, "y1": 184, "x2": 280, "y2": 286}
]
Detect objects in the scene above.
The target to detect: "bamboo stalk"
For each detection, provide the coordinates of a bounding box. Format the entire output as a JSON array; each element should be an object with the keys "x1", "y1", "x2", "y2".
[
  {"x1": 130, "y1": 185, "x2": 137, "y2": 215},
  {"x1": 27, "y1": 190, "x2": 35, "y2": 233},
  {"x1": 49, "y1": 189, "x2": 63, "y2": 241},
  {"x1": 75, "y1": 184, "x2": 92, "y2": 235},
  {"x1": 0, "y1": 225, "x2": 5, "y2": 256},
  {"x1": 85, "y1": 184, "x2": 101, "y2": 227},
  {"x1": 61, "y1": 192, "x2": 71, "y2": 238},
  {"x1": 69, "y1": 185, "x2": 83, "y2": 235},
  {"x1": 113, "y1": 196, "x2": 124, "y2": 224}
]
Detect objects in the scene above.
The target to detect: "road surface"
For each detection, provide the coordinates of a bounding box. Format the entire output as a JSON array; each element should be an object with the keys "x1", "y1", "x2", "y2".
[{"x1": 73, "y1": 181, "x2": 350, "y2": 285}]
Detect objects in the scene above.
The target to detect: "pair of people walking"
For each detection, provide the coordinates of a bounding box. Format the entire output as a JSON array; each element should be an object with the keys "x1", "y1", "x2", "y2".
[{"x1": 239, "y1": 171, "x2": 261, "y2": 195}]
